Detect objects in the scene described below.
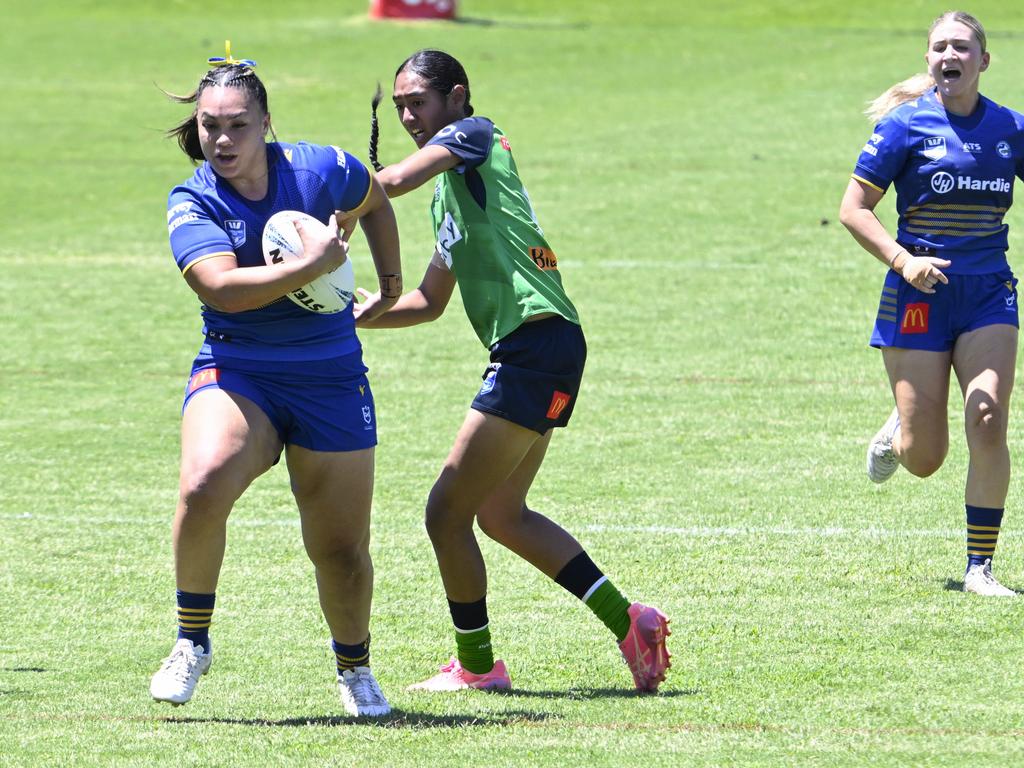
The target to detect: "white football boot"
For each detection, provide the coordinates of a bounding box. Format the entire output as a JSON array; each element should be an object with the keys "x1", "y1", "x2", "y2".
[
  {"x1": 867, "y1": 407, "x2": 901, "y2": 484},
  {"x1": 964, "y1": 558, "x2": 1016, "y2": 597},
  {"x1": 150, "y1": 638, "x2": 213, "y2": 705},
  {"x1": 337, "y1": 667, "x2": 391, "y2": 717}
]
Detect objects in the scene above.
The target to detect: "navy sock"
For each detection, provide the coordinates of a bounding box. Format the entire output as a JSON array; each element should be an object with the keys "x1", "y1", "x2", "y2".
[
  {"x1": 966, "y1": 505, "x2": 1004, "y2": 568},
  {"x1": 332, "y1": 635, "x2": 370, "y2": 674},
  {"x1": 176, "y1": 590, "x2": 215, "y2": 651}
]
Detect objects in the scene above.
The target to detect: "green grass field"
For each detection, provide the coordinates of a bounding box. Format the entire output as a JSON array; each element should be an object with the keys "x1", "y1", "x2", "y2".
[{"x1": 6, "y1": 1, "x2": 1024, "y2": 765}]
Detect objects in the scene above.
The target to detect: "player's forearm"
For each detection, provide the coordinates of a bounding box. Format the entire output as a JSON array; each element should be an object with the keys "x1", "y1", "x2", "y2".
[
  {"x1": 360, "y1": 202, "x2": 403, "y2": 286},
  {"x1": 374, "y1": 165, "x2": 421, "y2": 198},
  {"x1": 359, "y1": 289, "x2": 442, "y2": 328},
  {"x1": 192, "y1": 261, "x2": 334, "y2": 313},
  {"x1": 839, "y1": 207, "x2": 903, "y2": 268}
]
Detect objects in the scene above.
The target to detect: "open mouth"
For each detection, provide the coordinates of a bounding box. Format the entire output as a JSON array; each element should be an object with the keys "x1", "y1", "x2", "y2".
[{"x1": 942, "y1": 67, "x2": 962, "y2": 81}]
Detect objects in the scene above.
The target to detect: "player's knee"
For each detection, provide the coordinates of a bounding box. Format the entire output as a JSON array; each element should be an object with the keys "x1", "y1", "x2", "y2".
[
  {"x1": 424, "y1": 483, "x2": 473, "y2": 541},
  {"x1": 477, "y1": 503, "x2": 527, "y2": 544},
  {"x1": 899, "y1": 441, "x2": 946, "y2": 478},
  {"x1": 178, "y1": 467, "x2": 237, "y2": 522},
  {"x1": 966, "y1": 400, "x2": 1007, "y2": 449},
  {"x1": 307, "y1": 535, "x2": 370, "y2": 573}
]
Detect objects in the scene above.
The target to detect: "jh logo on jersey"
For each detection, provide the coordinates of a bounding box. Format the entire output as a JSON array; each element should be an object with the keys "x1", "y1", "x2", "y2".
[
  {"x1": 922, "y1": 137, "x2": 947, "y2": 161},
  {"x1": 225, "y1": 220, "x2": 246, "y2": 247}
]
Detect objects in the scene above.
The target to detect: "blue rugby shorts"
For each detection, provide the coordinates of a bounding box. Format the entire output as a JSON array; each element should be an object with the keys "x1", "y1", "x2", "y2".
[
  {"x1": 870, "y1": 269, "x2": 1018, "y2": 351},
  {"x1": 182, "y1": 351, "x2": 377, "y2": 452}
]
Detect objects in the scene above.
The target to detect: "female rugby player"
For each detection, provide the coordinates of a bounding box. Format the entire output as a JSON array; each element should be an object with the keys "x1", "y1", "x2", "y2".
[
  {"x1": 150, "y1": 46, "x2": 402, "y2": 716},
  {"x1": 840, "y1": 12, "x2": 1024, "y2": 596},
  {"x1": 354, "y1": 49, "x2": 670, "y2": 692}
]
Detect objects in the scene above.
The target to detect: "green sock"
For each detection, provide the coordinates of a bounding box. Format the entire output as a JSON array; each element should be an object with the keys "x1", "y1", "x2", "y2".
[
  {"x1": 585, "y1": 579, "x2": 632, "y2": 643},
  {"x1": 455, "y1": 625, "x2": 494, "y2": 674}
]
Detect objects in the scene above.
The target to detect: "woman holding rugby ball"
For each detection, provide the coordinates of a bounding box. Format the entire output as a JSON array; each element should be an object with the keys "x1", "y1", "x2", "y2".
[
  {"x1": 353, "y1": 49, "x2": 671, "y2": 693},
  {"x1": 150, "y1": 45, "x2": 402, "y2": 717},
  {"x1": 840, "y1": 11, "x2": 1024, "y2": 596}
]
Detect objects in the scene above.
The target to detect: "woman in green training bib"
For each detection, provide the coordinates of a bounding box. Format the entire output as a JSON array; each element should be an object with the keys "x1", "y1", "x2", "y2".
[{"x1": 353, "y1": 49, "x2": 671, "y2": 693}]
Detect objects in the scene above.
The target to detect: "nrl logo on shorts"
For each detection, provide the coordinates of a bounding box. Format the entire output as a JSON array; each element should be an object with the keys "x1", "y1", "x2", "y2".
[
  {"x1": 922, "y1": 136, "x2": 947, "y2": 161},
  {"x1": 225, "y1": 220, "x2": 246, "y2": 247}
]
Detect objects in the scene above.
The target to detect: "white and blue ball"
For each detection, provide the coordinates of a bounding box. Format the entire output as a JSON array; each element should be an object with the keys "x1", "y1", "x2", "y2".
[{"x1": 261, "y1": 210, "x2": 354, "y2": 314}]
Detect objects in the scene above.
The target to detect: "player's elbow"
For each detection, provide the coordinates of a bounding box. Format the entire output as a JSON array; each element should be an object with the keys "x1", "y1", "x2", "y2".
[
  {"x1": 375, "y1": 167, "x2": 408, "y2": 197},
  {"x1": 198, "y1": 287, "x2": 249, "y2": 314},
  {"x1": 838, "y1": 202, "x2": 863, "y2": 233}
]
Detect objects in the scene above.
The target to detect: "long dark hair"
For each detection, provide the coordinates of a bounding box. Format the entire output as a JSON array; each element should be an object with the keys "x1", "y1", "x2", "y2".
[
  {"x1": 164, "y1": 65, "x2": 274, "y2": 162},
  {"x1": 368, "y1": 49, "x2": 473, "y2": 172}
]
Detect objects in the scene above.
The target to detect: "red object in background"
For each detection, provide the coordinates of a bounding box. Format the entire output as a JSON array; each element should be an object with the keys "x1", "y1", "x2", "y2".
[{"x1": 369, "y1": 0, "x2": 457, "y2": 19}]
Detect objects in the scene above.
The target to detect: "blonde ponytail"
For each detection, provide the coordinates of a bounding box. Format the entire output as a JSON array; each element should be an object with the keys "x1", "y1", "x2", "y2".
[{"x1": 864, "y1": 72, "x2": 935, "y2": 123}]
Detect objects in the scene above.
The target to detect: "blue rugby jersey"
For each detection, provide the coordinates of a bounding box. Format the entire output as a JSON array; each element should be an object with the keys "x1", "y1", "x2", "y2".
[
  {"x1": 167, "y1": 142, "x2": 372, "y2": 360},
  {"x1": 852, "y1": 89, "x2": 1024, "y2": 274}
]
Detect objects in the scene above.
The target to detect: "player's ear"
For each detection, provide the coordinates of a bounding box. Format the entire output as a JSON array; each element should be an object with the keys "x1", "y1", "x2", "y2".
[
  {"x1": 980, "y1": 51, "x2": 990, "y2": 73},
  {"x1": 448, "y1": 85, "x2": 467, "y2": 114}
]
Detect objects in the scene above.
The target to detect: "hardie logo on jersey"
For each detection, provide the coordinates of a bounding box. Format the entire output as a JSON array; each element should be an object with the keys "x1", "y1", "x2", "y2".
[
  {"x1": 997, "y1": 141, "x2": 1012, "y2": 159},
  {"x1": 500, "y1": 135, "x2": 511, "y2": 151},
  {"x1": 932, "y1": 174, "x2": 1012, "y2": 193},
  {"x1": 922, "y1": 137, "x2": 947, "y2": 161},
  {"x1": 225, "y1": 220, "x2": 246, "y2": 247},
  {"x1": 331, "y1": 146, "x2": 347, "y2": 167},
  {"x1": 930, "y1": 171, "x2": 955, "y2": 194}
]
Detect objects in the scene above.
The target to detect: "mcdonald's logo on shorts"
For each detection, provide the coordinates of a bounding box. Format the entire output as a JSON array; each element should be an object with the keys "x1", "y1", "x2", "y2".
[
  {"x1": 546, "y1": 390, "x2": 571, "y2": 419},
  {"x1": 901, "y1": 303, "x2": 929, "y2": 334},
  {"x1": 187, "y1": 368, "x2": 220, "y2": 394}
]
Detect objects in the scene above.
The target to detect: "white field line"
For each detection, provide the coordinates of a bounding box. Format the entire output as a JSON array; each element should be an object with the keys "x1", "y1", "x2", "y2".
[
  {"x1": 584, "y1": 524, "x2": 1009, "y2": 539},
  {"x1": 0, "y1": 512, "x2": 1012, "y2": 539}
]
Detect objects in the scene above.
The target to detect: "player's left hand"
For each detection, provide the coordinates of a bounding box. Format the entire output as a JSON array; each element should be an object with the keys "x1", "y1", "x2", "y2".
[
  {"x1": 333, "y1": 209, "x2": 359, "y2": 243},
  {"x1": 353, "y1": 287, "x2": 396, "y2": 326}
]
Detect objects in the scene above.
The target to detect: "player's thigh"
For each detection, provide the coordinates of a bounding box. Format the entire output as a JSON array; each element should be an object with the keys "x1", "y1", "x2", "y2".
[
  {"x1": 180, "y1": 388, "x2": 282, "y2": 501},
  {"x1": 953, "y1": 324, "x2": 1018, "y2": 433},
  {"x1": 477, "y1": 429, "x2": 553, "y2": 526},
  {"x1": 433, "y1": 409, "x2": 543, "y2": 516},
  {"x1": 952, "y1": 324, "x2": 1018, "y2": 402},
  {"x1": 286, "y1": 444, "x2": 375, "y2": 555},
  {"x1": 881, "y1": 346, "x2": 952, "y2": 445}
]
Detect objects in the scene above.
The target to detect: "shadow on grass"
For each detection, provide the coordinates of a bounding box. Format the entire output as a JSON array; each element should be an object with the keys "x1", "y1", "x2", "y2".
[
  {"x1": 161, "y1": 708, "x2": 555, "y2": 729},
  {"x1": 501, "y1": 686, "x2": 698, "y2": 700},
  {"x1": 454, "y1": 16, "x2": 588, "y2": 31},
  {"x1": 2, "y1": 668, "x2": 46, "y2": 672}
]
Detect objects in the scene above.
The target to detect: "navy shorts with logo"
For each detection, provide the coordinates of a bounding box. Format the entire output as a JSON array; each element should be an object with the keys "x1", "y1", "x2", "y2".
[
  {"x1": 183, "y1": 351, "x2": 377, "y2": 452},
  {"x1": 870, "y1": 268, "x2": 1018, "y2": 351},
  {"x1": 471, "y1": 315, "x2": 587, "y2": 435}
]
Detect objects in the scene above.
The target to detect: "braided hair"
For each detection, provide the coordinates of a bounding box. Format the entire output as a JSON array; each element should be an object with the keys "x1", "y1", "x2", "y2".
[
  {"x1": 368, "y1": 49, "x2": 473, "y2": 172},
  {"x1": 165, "y1": 65, "x2": 274, "y2": 162}
]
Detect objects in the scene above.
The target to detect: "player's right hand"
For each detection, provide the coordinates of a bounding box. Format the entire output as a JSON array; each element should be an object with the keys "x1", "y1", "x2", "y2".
[
  {"x1": 900, "y1": 255, "x2": 951, "y2": 294},
  {"x1": 293, "y1": 213, "x2": 349, "y2": 276}
]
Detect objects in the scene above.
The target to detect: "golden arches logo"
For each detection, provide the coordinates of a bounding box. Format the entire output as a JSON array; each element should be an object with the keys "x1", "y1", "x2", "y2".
[
  {"x1": 901, "y1": 303, "x2": 929, "y2": 334},
  {"x1": 546, "y1": 391, "x2": 571, "y2": 419}
]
